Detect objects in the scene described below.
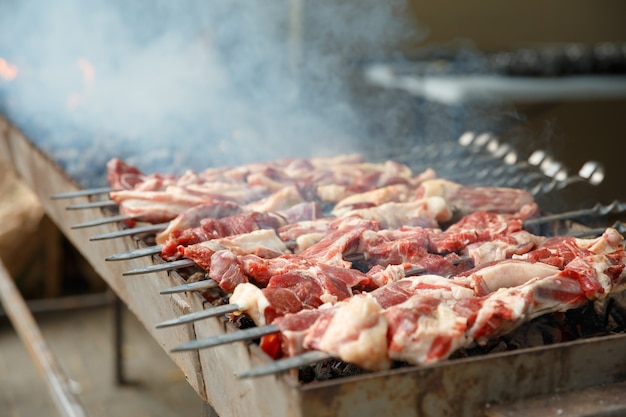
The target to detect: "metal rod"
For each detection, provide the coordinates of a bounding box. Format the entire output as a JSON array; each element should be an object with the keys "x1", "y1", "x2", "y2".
[
  {"x1": 66, "y1": 200, "x2": 118, "y2": 210},
  {"x1": 113, "y1": 295, "x2": 127, "y2": 386},
  {"x1": 50, "y1": 186, "x2": 113, "y2": 199},
  {"x1": 0, "y1": 259, "x2": 89, "y2": 417},
  {"x1": 90, "y1": 224, "x2": 168, "y2": 241},
  {"x1": 156, "y1": 304, "x2": 241, "y2": 328},
  {"x1": 566, "y1": 221, "x2": 626, "y2": 238},
  {"x1": 523, "y1": 201, "x2": 626, "y2": 227},
  {"x1": 157, "y1": 255, "x2": 470, "y2": 330},
  {"x1": 106, "y1": 245, "x2": 164, "y2": 261},
  {"x1": 171, "y1": 324, "x2": 280, "y2": 352},
  {"x1": 237, "y1": 351, "x2": 332, "y2": 379},
  {"x1": 160, "y1": 279, "x2": 219, "y2": 294},
  {"x1": 70, "y1": 214, "x2": 135, "y2": 229},
  {"x1": 122, "y1": 259, "x2": 197, "y2": 276}
]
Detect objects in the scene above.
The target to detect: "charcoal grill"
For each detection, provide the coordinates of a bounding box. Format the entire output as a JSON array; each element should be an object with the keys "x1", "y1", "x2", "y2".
[{"x1": 2, "y1": 114, "x2": 626, "y2": 417}]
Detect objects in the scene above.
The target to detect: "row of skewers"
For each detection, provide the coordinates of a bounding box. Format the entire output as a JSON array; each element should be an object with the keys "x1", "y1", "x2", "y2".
[{"x1": 51, "y1": 132, "x2": 626, "y2": 378}]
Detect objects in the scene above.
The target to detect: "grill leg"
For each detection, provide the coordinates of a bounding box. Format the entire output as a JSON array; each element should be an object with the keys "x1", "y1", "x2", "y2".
[{"x1": 113, "y1": 294, "x2": 127, "y2": 385}]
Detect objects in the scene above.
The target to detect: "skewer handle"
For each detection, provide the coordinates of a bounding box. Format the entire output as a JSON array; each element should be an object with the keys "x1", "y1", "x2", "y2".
[
  {"x1": 160, "y1": 279, "x2": 218, "y2": 294},
  {"x1": 50, "y1": 187, "x2": 113, "y2": 199},
  {"x1": 237, "y1": 351, "x2": 331, "y2": 379},
  {"x1": 71, "y1": 214, "x2": 135, "y2": 229},
  {"x1": 171, "y1": 324, "x2": 280, "y2": 352},
  {"x1": 122, "y1": 258, "x2": 197, "y2": 276}
]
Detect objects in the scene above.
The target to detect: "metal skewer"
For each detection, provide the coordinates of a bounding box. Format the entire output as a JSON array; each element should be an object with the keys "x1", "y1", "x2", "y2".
[
  {"x1": 237, "y1": 351, "x2": 332, "y2": 379},
  {"x1": 156, "y1": 304, "x2": 241, "y2": 328},
  {"x1": 106, "y1": 245, "x2": 164, "y2": 261},
  {"x1": 523, "y1": 201, "x2": 626, "y2": 227},
  {"x1": 155, "y1": 251, "x2": 473, "y2": 302},
  {"x1": 50, "y1": 187, "x2": 113, "y2": 199},
  {"x1": 171, "y1": 324, "x2": 280, "y2": 352},
  {"x1": 156, "y1": 256, "x2": 468, "y2": 333},
  {"x1": 120, "y1": 253, "x2": 380, "y2": 280},
  {"x1": 160, "y1": 215, "x2": 616, "y2": 353},
  {"x1": 567, "y1": 221, "x2": 626, "y2": 238},
  {"x1": 71, "y1": 214, "x2": 136, "y2": 229},
  {"x1": 159, "y1": 279, "x2": 218, "y2": 294},
  {"x1": 122, "y1": 259, "x2": 197, "y2": 276},
  {"x1": 115, "y1": 199, "x2": 626, "y2": 273},
  {"x1": 66, "y1": 200, "x2": 118, "y2": 210},
  {"x1": 153, "y1": 217, "x2": 619, "y2": 334},
  {"x1": 91, "y1": 224, "x2": 168, "y2": 241}
]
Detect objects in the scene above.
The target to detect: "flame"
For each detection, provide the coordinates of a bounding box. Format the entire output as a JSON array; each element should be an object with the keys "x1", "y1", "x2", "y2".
[
  {"x1": 67, "y1": 58, "x2": 95, "y2": 110},
  {"x1": 76, "y1": 58, "x2": 95, "y2": 86},
  {"x1": 0, "y1": 58, "x2": 18, "y2": 80}
]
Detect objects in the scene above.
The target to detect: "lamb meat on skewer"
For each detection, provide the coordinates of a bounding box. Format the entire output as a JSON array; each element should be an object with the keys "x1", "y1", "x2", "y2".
[
  {"x1": 106, "y1": 154, "x2": 430, "y2": 223},
  {"x1": 159, "y1": 201, "x2": 321, "y2": 259},
  {"x1": 415, "y1": 178, "x2": 536, "y2": 217},
  {"x1": 262, "y1": 234, "x2": 625, "y2": 371},
  {"x1": 175, "y1": 201, "x2": 548, "y2": 295}
]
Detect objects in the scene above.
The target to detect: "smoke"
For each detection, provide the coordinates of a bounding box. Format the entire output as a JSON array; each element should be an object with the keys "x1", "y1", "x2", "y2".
[{"x1": 0, "y1": 0, "x2": 416, "y2": 186}]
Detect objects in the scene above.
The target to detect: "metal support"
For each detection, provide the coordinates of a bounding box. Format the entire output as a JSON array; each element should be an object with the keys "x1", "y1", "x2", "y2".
[
  {"x1": 113, "y1": 295, "x2": 127, "y2": 385},
  {"x1": 0, "y1": 258, "x2": 89, "y2": 417}
]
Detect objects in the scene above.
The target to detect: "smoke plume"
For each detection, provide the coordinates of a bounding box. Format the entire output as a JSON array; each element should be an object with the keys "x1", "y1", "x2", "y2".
[{"x1": 0, "y1": 0, "x2": 416, "y2": 186}]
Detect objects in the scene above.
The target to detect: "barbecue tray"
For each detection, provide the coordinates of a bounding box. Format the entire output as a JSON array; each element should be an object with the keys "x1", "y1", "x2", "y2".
[{"x1": 2, "y1": 115, "x2": 625, "y2": 417}]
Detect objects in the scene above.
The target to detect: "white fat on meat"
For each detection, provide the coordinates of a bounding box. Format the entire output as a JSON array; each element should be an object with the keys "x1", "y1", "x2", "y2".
[
  {"x1": 310, "y1": 295, "x2": 390, "y2": 371},
  {"x1": 182, "y1": 182, "x2": 268, "y2": 202},
  {"x1": 278, "y1": 218, "x2": 332, "y2": 253},
  {"x1": 229, "y1": 283, "x2": 270, "y2": 326},
  {"x1": 407, "y1": 167, "x2": 437, "y2": 187},
  {"x1": 245, "y1": 172, "x2": 290, "y2": 193},
  {"x1": 458, "y1": 260, "x2": 560, "y2": 296},
  {"x1": 331, "y1": 184, "x2": 411, "y2": 217},
  {"x1": 584, "y1": 227, "x2": 624, "y2": 254},
  {"x1": 387, "y1": 301, "x2": 469, "y2": 365},
  {"x1": 293, "y1": 232, "x2": 327, "y2": 253},
  {"x1": 416, "y1": 178, "x2": 462, "y2": 200},
  {"x1": 416, "y1": 178, "x2": 535, "y2": 216},
  {"x1": 316, "y1": 184, "x2": 351, "y2": 204},
  {"x1": 110, "y1": 189, "x2": 213, "y2": 222},
  {"x1": 243, "y1": 185, "x2": 304, "y2": 213},
  {"x1": 199, "y1": 229, "x2": 290, "y2": 258},
  {"x1": 308, "y1": 153, "x2": 364, "y2": 168},
  {"x1": 368, "y1": 264, "x2": 409, "y2": 287},
  {"x1": 466, "y1": 230, "x2": 547, "y2": 266},
  {"x1": 341, "y1": 196, "x2": 452, "y2": 229},
  {"x1": 512, "y1": 227, "x2": 625, "y2": 262},
  {"x1": 134, "y1": 176, "x2": 175, "y2": 191}
]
